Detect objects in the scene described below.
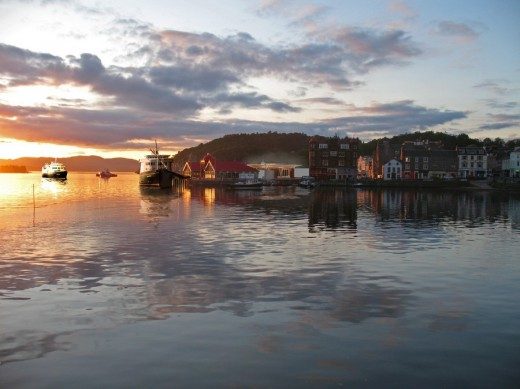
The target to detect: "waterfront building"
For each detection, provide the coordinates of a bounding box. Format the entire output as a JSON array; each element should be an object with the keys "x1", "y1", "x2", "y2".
[
  {"x1": 182, "y1": 153, "x2": 258, "y2": 181},
  {"x1": 457, "y1": 146, "x2": 488, "y2": 178},
  {"x1": 247, "y1": 162, "x2": 297, "y2": 182},
  {"x1": 502, "y1": 147, "x2": 520, "y2": 178},
  {"x1": 400, "y1": 141, "x2": 436, "y2": 179},
  {"x1": 372, "y1": 141, "x2": 400, "y2": 179},
  {"x1": 309, "y1": 135, "x2": 359, "y2": 180},
  {"x1": 357, "y1": 156, "x2": 373, "y2": 179},
  {"x1": 382, "y1": 158, "x2": 402, "y2": 180},
  {"x1": 428, "y1": 149, "x2": 458, "y2": 179}
]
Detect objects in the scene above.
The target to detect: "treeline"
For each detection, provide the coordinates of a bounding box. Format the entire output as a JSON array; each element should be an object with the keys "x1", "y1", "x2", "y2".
[
  {"x1": 172, "y1": 132, "x2": 310, "y2": 167},
  {"x1": 0, "y1": 165, "x2": 28, "y2": 173},
  {"x1": 172, "y1": 131, "x2": 520, "y2": 168},
  {"x1": 359, "y1": 131, "x2": 520, "y2": 155}
]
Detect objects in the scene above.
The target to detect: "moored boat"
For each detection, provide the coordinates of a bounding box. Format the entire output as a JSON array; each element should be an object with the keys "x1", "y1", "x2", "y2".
[
  {"x1": 139, "y1": 142, "x2": 177, "y2": 188},
  {"x1": 96, "y1": 169, "x2": 117, "y2": 178},
  {"x1": 229, "y1": 179, "x2": 263, "y2": 190},
  {"x1": 41, "y1": 159, "x2": 68, "y2": 179},
  {"x1": 299, "y1": 176, "x2": 316, "y2": 188}
]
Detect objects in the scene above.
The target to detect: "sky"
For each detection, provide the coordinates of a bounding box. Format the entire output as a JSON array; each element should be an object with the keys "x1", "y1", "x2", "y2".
[{"x1": 0, "y1": 0, "x2": 519, "y2": 159}]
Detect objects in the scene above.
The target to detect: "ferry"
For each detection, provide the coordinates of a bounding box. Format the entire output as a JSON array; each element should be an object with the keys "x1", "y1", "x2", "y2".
[
  {"x1": 139, "y1": 142, "x2": 176, "y2": 188},
  {"x1": 41, "y1": 159, "x2": 68, "y2": 179}
]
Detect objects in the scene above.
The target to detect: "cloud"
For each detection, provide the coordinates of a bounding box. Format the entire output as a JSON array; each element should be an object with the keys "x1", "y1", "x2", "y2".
[
  {"x1": 483, "y1": 99, "x2": 518, "y2": 109},
  {"x1": 478, "y1": 113, "x2": 520, "y2": 131},
  {"x1": 389, "y1": 1, "x2": 417, "y2": 20},
  {"x1": 0, "y1": 100, "x2": 467, "y2": 150},
  {"x1": 474, "y1": 80, "x2": 516, "y2": 95},
  {"x1": 434, "y1": 21, "x2": 481, "y2": 43}
]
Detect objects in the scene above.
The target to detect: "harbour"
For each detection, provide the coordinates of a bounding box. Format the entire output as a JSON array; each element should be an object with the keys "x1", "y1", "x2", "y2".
[{"x1": 0, "y1": 172, "x2": 519, "y2": 387}]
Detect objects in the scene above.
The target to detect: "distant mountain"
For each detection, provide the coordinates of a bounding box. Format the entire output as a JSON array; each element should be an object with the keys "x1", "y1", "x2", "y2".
[
  {"x1": 0, "y1": 156, "x2": 138, "y2": 172},
  {"x1": 172, "y1": 132, "x2": 310, "y2": 168}
]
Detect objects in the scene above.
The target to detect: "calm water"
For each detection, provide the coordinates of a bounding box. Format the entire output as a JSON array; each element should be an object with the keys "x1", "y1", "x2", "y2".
[{"x1": 1, "y1": 173, "x2": 519, "y2": 387}]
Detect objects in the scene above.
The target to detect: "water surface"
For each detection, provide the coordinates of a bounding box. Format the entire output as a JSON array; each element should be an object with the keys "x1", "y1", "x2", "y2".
[{"x1": 0, "y1": 173, "x2": 519, "y2": 387}]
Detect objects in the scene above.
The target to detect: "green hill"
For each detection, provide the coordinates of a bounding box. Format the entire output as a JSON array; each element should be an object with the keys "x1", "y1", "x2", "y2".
[
  {"x1": 172, "y1": 132, "x2": 310, "y2": 168},
  {"x1": 171, "y1": 130, "x2": 519, "y2": 171}
]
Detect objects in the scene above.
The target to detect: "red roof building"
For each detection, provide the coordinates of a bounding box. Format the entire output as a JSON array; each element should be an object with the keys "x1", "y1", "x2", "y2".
[{"x1": 182, "y1": 153, "x2": 258, "y2": 180}]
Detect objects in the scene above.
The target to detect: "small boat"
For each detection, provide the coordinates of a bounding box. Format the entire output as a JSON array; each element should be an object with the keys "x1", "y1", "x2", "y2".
[
  {"x1": 229, "y1": 179, "x2": 263, "y2": 190},
  {"x1": 139, "y1": 141, "x2": 184, "y2": 188},
  {"x1": 299, "y1": 176, "x2": 316, "y2": 188},
  {"x1": 41, "y1": 159, "x2": 67, "y2": 179},
  {"x1": 96, "y1": 169, "x2": 117, "y2": 178}
]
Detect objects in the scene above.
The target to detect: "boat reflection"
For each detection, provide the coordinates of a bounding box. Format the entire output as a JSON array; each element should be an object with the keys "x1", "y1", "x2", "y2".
[{"x1": 40, "y1": 178, "x2": 66, "y2": 198}]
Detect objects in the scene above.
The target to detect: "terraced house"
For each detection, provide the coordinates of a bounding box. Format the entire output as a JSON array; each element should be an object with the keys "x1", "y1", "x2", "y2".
[
  {"x1": 309, "y1": 135, "x2": 359, "y2": 181},
  {"x1": 457, "y1": 146, "x2": 488, "y2": 178}
]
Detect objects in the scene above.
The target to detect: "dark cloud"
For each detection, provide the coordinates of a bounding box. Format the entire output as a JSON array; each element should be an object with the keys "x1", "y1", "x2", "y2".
[
  {"x1": 483, "y1": 99, "x2": 518, "y2": 109},
  {"x1": 208, "y1": 92, "x2": 300, "y2": 113},
  {"x1": 148, "y1": 65, "x2": 239, "y2": 92},
  {"x1": 0, "y1": 100, "x2": 466, "y2": 150},
  {"x1": 328, "y1": 27, "x2": 422, "y2": 72},
  {"x1": 478, "y1": 122, "x2": 518, "y2": 130},
  {"x1": 478, "y1": 113, "x2": 520, "y2": 130}
]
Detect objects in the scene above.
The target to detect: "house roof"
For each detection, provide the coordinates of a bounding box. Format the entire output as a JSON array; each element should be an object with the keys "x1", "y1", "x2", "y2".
[{"x1": 210, "y1": 161, "x2": 257, "y2": 173}]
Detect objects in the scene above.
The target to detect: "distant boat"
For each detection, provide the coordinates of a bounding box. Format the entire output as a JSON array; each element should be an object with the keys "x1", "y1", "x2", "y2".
[
  {"x1": 139, "y1": 141, "x2": 176, "y2": 188},
  {"x1": 41, "y1": 159, "x2": 67, "y2": 179},
  {"x1": 299, "y1": 176, "x2": 316, "y2": 188},
  {"x1": 96, "y1": 169, "x2": 117, "y2": 178},
  {"x1": 229, "y1": 179, "x2": 263, "y2": 190}
]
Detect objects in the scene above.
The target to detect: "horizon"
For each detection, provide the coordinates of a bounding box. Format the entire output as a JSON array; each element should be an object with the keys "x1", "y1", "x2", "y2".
[{"x1": 1, "y1": 0, "x2": 519, "y2": 160}]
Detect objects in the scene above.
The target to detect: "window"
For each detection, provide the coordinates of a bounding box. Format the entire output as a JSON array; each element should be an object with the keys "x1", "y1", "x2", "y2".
[
  {"x1": 338, "y1": 160, "x2": 345, "y2": 166},
  {"x1": 330, "y1": 151, "x2": 337, "y2": 157},
  {"x1": 405, "y1": 157, "x2": 410, "y2": 162},
  {"x1": 387, "y1": 167, "x2": 391, "y2": 173},
  {"x1": 423, "y1": 164, "x2": 428, "y2": 170},
  {"x1": 322, "y1": 151, "x2": 329, "y2": 157},
  {"x1": 477, "y1": 155, "x2": 483, "y2": 161},
  {"x1": 319, "y1": 143, "x2": 328, "y2": 149},
  {"x1": 338, "y1": 151, "x2": 345, "y2": 157},
  {"x1": 405, "y1": 163, "x2": 410, "y2": 170},
  {"x1": 462, "y1": 155, "x2": 467, "y2": 160},
  {"x1": 470, "y1": 162, "x2": 474, "y2": 168},
  {"x1": 322, "y1": 159, "x2": 328, "y2": 166},
  {"x1": 415, "y1": 157, "x2": 419, "y2": 162},
  {"x1": 340, "y1": 143, "x2": 349, "y2": 149},
  {"x1": 470, "y1": 155, "x2": 475, "y2": 160},
  {"x1": 387, "y1": 173, "x2": 391, "y2": 179},
  {"x1": 423, "y1": 157, "x2": 428, "y2": 162},
  {"x1": 310, "y1": 143, "x2": 316, "y2": 149}
]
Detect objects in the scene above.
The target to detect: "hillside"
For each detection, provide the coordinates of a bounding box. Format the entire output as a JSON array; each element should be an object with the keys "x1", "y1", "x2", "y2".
[
  {"x1": 0, "y1": 156, "x2": 138, "y2": 172},
  {"x1": 171, "y1": 131, "x2": 519, "y2": 170},
  {"x1": 172, "y1": 132, "x2": 310, "y2": 168}
]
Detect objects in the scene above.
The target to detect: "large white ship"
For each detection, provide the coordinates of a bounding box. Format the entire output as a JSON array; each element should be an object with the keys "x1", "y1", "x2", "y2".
[
  {"x1": 41, "y1": 159, "x2": 68, "y2": 179},
  {"x1": 139, "y1": 142, "x2": 176, "y2": 188}
]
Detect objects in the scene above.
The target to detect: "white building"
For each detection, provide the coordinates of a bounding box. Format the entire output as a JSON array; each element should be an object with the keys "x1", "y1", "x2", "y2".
[
  {"x1": 383, "y1": 159, "x2": 402, "y2": 180},
  {"x1": 457, "y1": 146, "x2": 487, "y2": 178},
  {"x1": 502, "y1": 147, "x2": 520, "y2": 178}
]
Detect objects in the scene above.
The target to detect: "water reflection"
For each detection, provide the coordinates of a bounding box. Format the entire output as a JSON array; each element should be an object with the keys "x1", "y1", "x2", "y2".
[
  {"x1": 0, "y1": 179, "x2": 519, "y2": 385},
  {"x1": 309, "y1": 189, "x2": 357, "y2": 232}
]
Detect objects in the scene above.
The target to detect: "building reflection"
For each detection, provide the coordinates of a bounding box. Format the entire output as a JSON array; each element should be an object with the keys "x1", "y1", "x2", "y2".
[
  {"x1": 356, "y1": 189, "x2": 518, "y2": 228},
  {"x1": 308, "y1": 188, "x2": 357, "y2": 232},
  {"x1": 1, "y1": 187, "x2": 519, "y2": 366}
]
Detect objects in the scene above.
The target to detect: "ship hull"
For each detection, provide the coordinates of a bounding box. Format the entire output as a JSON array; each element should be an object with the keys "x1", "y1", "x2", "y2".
[
  {"x1": 42, "y1": 171, "x2": 68, "y2": 179},
  {"x1": 139, "y1": 169, "x2": 175, "y2": 188}
]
